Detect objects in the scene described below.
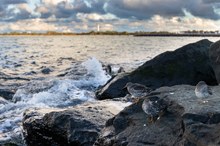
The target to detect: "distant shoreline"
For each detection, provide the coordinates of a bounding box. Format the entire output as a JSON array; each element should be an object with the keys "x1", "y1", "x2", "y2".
[
  {"x1": 1, "y1": 31, "x2": 220, "y2": 37},
  {"x1": 1, "y1": 34, "x2": 220, "y2": 37},
  {"x1": 134, "y1": 34, "x2": 220, "y2": 37}
]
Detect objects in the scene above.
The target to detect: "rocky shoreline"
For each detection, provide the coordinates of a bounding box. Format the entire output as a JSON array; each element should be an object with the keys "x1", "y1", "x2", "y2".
[{"x1": 1, "y1": 39, "x2": 220, "y2": 146}]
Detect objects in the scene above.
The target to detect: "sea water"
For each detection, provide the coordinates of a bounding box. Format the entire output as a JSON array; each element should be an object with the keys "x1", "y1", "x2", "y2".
[{"x1": 0, "y1": 36, "x2": 219, "y2": 144}]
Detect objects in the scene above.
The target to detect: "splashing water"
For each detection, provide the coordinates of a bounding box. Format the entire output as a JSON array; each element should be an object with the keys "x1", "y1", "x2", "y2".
[
  {"x1": 0, "y1": 57, "x2": 111, "y2": 144},
  {"x1": 82, "y1": 57, "x2": 111, "y2": 86}
]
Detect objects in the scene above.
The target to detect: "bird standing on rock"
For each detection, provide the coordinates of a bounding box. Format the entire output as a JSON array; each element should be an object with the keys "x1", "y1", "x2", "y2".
[
  {"x1": 142, "y1": 96, "x2": 168, "y2": 123},
  {"x1": 195, "y1": 81, "x2": 212, "y2": 103},
  {"x1": 123, "y1": 82, "x2": 153, "y2": 102}
]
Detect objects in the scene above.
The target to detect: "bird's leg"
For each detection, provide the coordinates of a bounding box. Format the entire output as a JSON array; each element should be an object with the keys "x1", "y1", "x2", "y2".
[
  {"x1": 147, "y1": 116, "x2": 154, "y2": 124},
  {"x1": 158, "y1": 111, "x2": 165, "y2": 120}
]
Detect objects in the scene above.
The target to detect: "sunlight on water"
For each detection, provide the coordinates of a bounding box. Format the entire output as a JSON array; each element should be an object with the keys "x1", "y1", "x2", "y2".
[
  {"x1": 0, "y1": 36, "x2": 219, "y2": 77},
  {"x1": 0, "y1": 36, "x2": 219, "y2": 144}
]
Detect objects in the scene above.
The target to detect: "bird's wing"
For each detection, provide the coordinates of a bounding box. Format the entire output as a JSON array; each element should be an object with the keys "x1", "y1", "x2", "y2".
[
  {"x1": 132, "y1": 84, "x2": 146, "y2": 91},
  {"x1": 201, "y1": 85, "x2": 212, "y2": 95}
]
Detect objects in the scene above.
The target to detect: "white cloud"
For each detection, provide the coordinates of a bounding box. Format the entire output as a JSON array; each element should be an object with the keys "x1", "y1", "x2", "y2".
[
  {"x1": 77, "y1": 13, "x2": 116, "y2": 21},
  {"x1": 1, "y1": 0, "x2": 220, "y2": 33},
  {"x1": 140, "y1": 15, "x2": 220, "y2": 32},
  {"x1": 8, "y1": 19, "x2": 57, "y2": 32},
  {"x1": 42, "y1": 0, "x2": 67, "y2": 5}
]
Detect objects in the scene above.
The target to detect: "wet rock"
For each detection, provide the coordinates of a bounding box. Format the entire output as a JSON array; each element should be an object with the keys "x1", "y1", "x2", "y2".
[
  {"x1": 41, "y1": 68, "x2": 53, "y2": 74},
  {"x1": 23, "y1": 71, "x2": 37, "y2": 76},
  {"x1": 31, "y1": 61, "x2": 36, "y2": 65},
  {"x1": 95, "y1": 85, "x2": 220, "y2": 146},
  {"x1": 0, "y1": 87, "x2": 15, "y2": 100},
  {"x1": 22, "y1": 100, "x2": 130, "y2": 146},
  {"x1": 209, "y1": 40, "x2": 220, "y2": 84},
  {"x1": 14, "y1": 63, "x2": 22, "y2": 68},
  {"x1": 96, "y1": 39, "x2": 217, "y2": 100}
]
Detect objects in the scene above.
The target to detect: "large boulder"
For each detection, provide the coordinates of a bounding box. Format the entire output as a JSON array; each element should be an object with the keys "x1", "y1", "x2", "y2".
[
  {"x1": 209, "y1": 40, "x2": 220, "y2": 84},
  {"x1": 22, "y1": 100, "x2": 131, "y2": 146},
  {"x1": 96, "y1": 39, "x2": 217, "y2": 100},
  {"x1": 95, "y1": 85, "x2": 220, "y2": 146}
]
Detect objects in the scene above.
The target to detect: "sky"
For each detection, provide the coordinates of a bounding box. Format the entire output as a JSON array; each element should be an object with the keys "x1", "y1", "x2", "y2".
[{"x1": 1, "y1": 0, "x2": 220, "y2": 33}]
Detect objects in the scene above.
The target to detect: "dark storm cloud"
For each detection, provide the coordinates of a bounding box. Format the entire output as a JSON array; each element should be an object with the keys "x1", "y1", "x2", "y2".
[
  {"x1": 0, "y1": 0, "x2": 26, "y2": 5},
  {"x1": 6, "y1": 7, "x2": 33, "y2": 22},
  {"x1": 0, "y1": 0, "x2": 30, "y2": 22},
  {"x1": 1, "y1": 0, "x2": 220, "y2": 25},
  {"x1": 36, "y1": 0, "x2": 107, "y2": 19},
  {"x1": 106, "y1": 0, "x2": 186, "y2": 20},
  {"x1": 105, "y1": 0, "x2": 220, "y2": 20},
  {"x1": 185, "y1": 0, "x2": 220, "y2": 20},
  {"x1": 87, "y1": 0, "x2": 106, "y2": 14},
  {"x1": 202, "y1": 0, "x2": 220, "y2": 4}
]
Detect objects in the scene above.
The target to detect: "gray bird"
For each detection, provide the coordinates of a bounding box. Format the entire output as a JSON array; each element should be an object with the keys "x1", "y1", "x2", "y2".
[
  {"x1": 123, "y1": 82, "x2": 153, "y2": 102},
  {"x1": 195, "y1": 81, "x2": 212, "y2": 103},
  {"x1": 142, "y1": 96, "x2": 168, "y2": 123}
]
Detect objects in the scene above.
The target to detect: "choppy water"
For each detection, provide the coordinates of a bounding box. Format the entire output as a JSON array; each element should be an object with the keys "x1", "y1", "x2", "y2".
[{"x1": 0, "y1": 36, "x2": 219, "y2": 144}]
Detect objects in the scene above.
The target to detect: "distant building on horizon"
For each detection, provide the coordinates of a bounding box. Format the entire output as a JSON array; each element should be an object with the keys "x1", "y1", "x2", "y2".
[{"x1": 97, "y1": 24, "x2": 100, "y2": 32}]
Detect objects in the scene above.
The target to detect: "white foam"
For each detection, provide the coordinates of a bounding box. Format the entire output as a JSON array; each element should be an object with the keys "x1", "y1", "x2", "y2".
[
  {"x1": 82, "y1": 57, "x2": 111, "y2": 86},
  {"x1": 0, "y1": 57, "x2": 111, "y2": 143}
]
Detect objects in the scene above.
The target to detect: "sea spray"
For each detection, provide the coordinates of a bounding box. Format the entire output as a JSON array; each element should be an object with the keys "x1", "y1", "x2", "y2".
[
  {"x1": 0, "y1": 57, "x2": 111, "y2": 144},
  {"x1": 82, "y1": 57, "x2": 111, "y2": 87}
]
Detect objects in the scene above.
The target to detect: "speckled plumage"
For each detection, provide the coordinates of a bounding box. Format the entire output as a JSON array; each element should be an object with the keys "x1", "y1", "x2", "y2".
[
  {"x1": 124, "y1": 82, "x2": 153, "y2": 97},
  {"x1": 142, "y1": 96, "x2": 168, "y2": 123}
]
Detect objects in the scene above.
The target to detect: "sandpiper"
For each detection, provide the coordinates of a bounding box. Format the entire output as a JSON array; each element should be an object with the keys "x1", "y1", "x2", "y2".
[
  {"x1": 142, "y1": 96, "x2": 168, "y2": 123},
  {"x1": 123, "y1": 82, "x2": 153, "y2": 101},
  {"x1": 195, "y1": 81, "x2": 212, "y2": 103}
]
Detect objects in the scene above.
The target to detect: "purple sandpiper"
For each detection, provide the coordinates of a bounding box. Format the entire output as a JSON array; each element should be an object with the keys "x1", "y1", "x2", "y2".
[
  {"x1": 124, "y1": 82, "x2": 152, "y2": 97},
  {"x1": 195, "y1": 81, "x2": 212, "y2": 103},
  {"x1": 142, "y1": 96, "x2": 168, "y2": 123}
]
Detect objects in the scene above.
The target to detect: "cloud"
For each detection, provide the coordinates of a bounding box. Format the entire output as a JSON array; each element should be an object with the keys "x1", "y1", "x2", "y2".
[
  {"x1": 106, "y1": 0, "x2": 220, "y2": 20},
  {"x1": 143, "y1": 15, "x2": 219, "y2": 32},
  {"x1": 0, "y1": 0, "x2": 32, "y2": 22},
  {"x1": 0, "y1": 0, "x2": 220, "y2": 32},
  {"x1": 106, "y1": 0, "x2": 185, "y2": 19},
  {"x1": 35, "y1": 0, "x2": 106, "y2": 19},
  {"x1": 77, "y1": 13, "x2": 116, "y2": 22},
  {"x1": 4, "y1": 18, "x2": 65, "y2": 32},
  {"x1": 0, "y1": 0, "x2": 27, "y2": 5},
  {"x1": 203, "y1": 0, "x2": 220, "y2": 4},
  {"x1": 184, "y1": 0, "x2": 220, "y2": 20}
]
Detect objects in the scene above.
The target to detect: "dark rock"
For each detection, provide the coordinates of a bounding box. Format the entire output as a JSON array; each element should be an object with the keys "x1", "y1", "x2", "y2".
[
  {"x1": 178, "y1": 112, "x2": 220, "y2": 146},
  {"x1": 22, "y1": 100, "x2": 126, "y2": 146},
  {"x1": 95, "y1": 96, "x2": 184, "y2": 146},
  {"x1": 209, "y1": 40, "x2": 220, "y2": 84},
  {"x1": 31, "y1": 61, "x2": 36, "y2": 65},
  {"x1": 24, "y1": 71, "x2": 37, "y2": 75},
  {"x1": 14, "y1": 63, "x2": 22, "y2": 68},
  {"x1": 95, "y1": 85, "x2": 220, "y2": 146},
  {"x1": 41, "y1": 68, "x2": 53, "y2": 74},
  {"x1": 96, "y1": 39, "x2": 217, "y2": 100},
  {"x1": 0, "y1": 88, "x2": 15, "y2": 100}
]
